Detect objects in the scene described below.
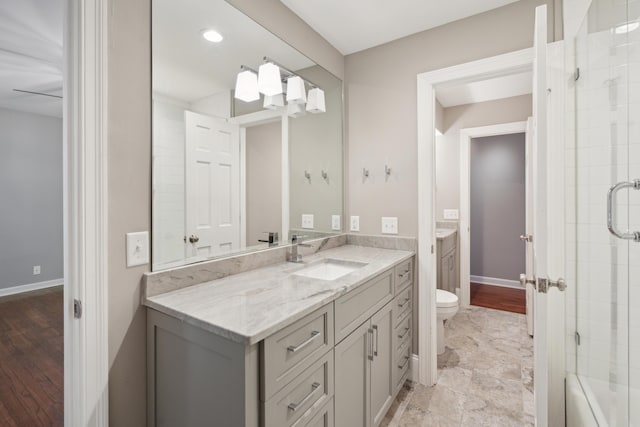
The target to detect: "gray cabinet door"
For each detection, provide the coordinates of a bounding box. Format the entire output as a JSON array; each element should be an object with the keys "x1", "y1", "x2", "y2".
[
  {"x1": 335, "y1": 321, "x2": 371, "y2": 427},
  {"x1": 370, "y1": 302, "x2": 394, "y2": 427}
]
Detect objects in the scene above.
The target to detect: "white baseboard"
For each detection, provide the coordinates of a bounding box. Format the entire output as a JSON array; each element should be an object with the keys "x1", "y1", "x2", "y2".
[
  {"x1": 410, "y1": 353, "x2": 420, "y2": 383},
  {"x1": 0, "y1": 278, "x2": 63, "y2": 297},
  {"x1": 470, "y1": 275, "x2": 522, "y2": 289}
]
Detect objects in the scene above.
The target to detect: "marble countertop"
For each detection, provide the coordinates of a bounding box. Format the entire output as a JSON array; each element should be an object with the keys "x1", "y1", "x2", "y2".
[
  {"x1": 436, "y1": 228, "x2": 457, "y2": 240},
  {"x1": 144, "y1": 244, "x2": 414, "y2": 346}
]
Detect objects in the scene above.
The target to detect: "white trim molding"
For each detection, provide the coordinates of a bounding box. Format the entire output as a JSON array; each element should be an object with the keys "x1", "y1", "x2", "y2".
[
  {"x1": 469, "y1": 275, "x2": 523, "y2": 289},
  {"x1": 459, "y1": 121, "x2": 528, "y2": 306},
  {"x1": 65, "y1": 0, "x2": 109, "y2": 425},
  {"x1": 417, "y1": 48, "x2": 533, "y2": 388},
  {"x1": 0, "y1": 279, "x2": 64, "y2": 298}
]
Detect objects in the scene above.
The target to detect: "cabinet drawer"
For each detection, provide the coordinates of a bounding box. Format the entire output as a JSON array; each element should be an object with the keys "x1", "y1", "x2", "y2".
[
  {"x1": 393, "y1": 286, "x2": 412, "y2": 327},
  {"x1": 394, "y1": 340, "x2": 411, "y2": 388},
  {"x1": 264, "y1": 350, "x2": 334, "y2": 427},
  {"x1": 334, "y1": 270, "x2": 393, "y2": 343},
  {"x1": 262, "y1": 304, "x2": 334, "y2": 400},
  {"x1": 394, "y1": 258, "x2": 413, "y2": 293},
  {"x1": 394, "y1": 311, "x2": 411, "y2": 352},
  {"x1": 293, "y1": 397, "x2": 334, "y2": 427}
]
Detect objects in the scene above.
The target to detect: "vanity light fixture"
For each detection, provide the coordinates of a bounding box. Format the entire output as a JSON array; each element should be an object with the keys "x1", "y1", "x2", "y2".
[
  {"x1": 202, "y1": 29, "x2": 223, "y2": 43},
  {"x1": 286, "y1": 76, "x2": 307, "y2": 105},
  {"x1": 263, "y1": 93, "x2": 284, "y2": 110},
  {"x1": 306, "y1": 88, "x2": 326, "y2": 114},
  {"x1": 257, "y1": 62, "x2": 283, "y2": 96},
  {"x1": 287, "y1": 102, "x2": 306, "y2": 118},
  {"x1": 234, "y1": 66, "x2": 260, "y2": 102}
]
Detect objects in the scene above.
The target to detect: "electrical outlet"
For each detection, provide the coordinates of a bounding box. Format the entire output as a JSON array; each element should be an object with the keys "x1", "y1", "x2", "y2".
[
  {"x1": 301, "y1": 214, "x2": 314, "y2": 229},
  {"x1": 381, "y1": 217, "x2": 398, "y2": 234},
  {"x1": 33, "y1": 265, "x2": 41, "y2": 275},
  {"x1": 126, "y1": 231, "x2": 149, "y2": 267},
  {"x1": 350, "y1": 216, "x2": 360, "y2": 232},
  {"x1": 443, "y1": 209, "x2": 459, "y2": 220},
  {"x1": 331, "y1": 215, "x2": 341, "y2": 231}
]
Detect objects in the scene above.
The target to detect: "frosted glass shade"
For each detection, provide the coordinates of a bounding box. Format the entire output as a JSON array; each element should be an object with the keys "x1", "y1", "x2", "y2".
[
  {"x1": 234, "y1": 70, "x2": 259, "y2": 102},
  {"x1": 306, "y1": 88, "x2": 326, "y2": 114},
  {"x1": 258, "y1": 63, "x2": 283, "y2": 96},
  {"x1": 287, "y1": 102, "x2": 306, "y2": 118},
  {"x1": 286, "y1": 76, "x2": 307, "y2": 104},
  {"x1": 263, "y1": 93, "x2": 284, "y2": 110}
]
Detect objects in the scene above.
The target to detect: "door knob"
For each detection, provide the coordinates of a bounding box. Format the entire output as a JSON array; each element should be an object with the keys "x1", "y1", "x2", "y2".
[
  {"x1": 189, "y1": 235, "x2": 200, "y2": 243},
  {"x1": 520, "y1": 234, "x2": 533, "y2": 242}
]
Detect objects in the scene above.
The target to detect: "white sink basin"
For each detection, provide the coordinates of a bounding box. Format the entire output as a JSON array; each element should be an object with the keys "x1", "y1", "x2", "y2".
[{"x1": 293, "y1": 259, "x2": 368, "y2": 281}]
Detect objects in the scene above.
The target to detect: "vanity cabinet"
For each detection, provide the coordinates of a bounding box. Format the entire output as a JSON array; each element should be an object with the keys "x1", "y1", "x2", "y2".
[
  {"x1": 147, "y1": 255, "x2": 414, "y2": 427},
  {"x1": 437, "y1": 232, "x2": 457, "y2": 293}
]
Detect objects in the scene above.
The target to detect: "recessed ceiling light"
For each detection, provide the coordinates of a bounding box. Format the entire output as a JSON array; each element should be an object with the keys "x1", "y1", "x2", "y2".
[
  {"x1": 614, "y1": 21, "x2": 639, "y2": 34},
  {"x1": 202, "y1": 29, "x2": 223, "y2": 43}
]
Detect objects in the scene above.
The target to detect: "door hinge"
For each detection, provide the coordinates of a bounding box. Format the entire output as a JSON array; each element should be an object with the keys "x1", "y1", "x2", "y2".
[
  {"x1": 574, "y1": 67, "x2": 580, "y2": 81},
  {"x1": 431, "y1": 244, "x2": 434, "y2": 254},
  {"x1": 575, "y1": 331, "x2": 581, "y2": 346},
  {"x1": 73, "y1": 299, "x2": 82, "y2": 319}
]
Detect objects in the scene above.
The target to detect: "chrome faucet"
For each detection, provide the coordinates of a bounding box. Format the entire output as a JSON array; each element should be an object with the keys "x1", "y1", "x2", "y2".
[{"x1": 288, "y1": 234, "x2": 313, "y2": 263}]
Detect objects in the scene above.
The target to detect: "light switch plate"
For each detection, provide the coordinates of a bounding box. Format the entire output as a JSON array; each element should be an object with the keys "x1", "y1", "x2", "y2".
[
  {"x1": 33, "y1": 265, "x2": 41, "y2": 275},
  {"x1": 381, "y1": 217, "x2": 398, "y2": 234},
  {"x1": 350, "y1": 216, "x2": 360, "y2": 232},
  {"x1": 301, "y1": 214, "x2": 314, "y2": 229},
  {"x1": 126, "y1": 231, "x2": 149, "y2": 267},
  {"x1": 331, "y1": 215, "x2": 341, "y2": 231},
  {"x1": 443, "y1": 209, "x2": 459, "y2": 220}
]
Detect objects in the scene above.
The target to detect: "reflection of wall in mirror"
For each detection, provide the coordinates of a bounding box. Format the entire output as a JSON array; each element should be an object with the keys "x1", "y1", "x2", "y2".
[
  {"x1": 289, "y1": 66, "x2": 343, "y2": 233},
  {"x1": 246, "y1": 122, "x2": 282, "y2": 246},
  {"x1": 152, "y1": 91, "x2": 232, "y2": 269}
]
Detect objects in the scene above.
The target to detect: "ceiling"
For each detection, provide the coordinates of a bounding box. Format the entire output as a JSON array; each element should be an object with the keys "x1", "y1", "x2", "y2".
[
  {"x1": 0, "y1": 0, "x2": 63, "y2": 118},
  {"x1": 279, "y1": 0, "x2": 521, "y2": 55},
  {"x1": 436, "y1": 71, "x2": 533, "y2": 108},
  {"x1": 153, "y1": 0, "x2": 315, "y2": 103}
]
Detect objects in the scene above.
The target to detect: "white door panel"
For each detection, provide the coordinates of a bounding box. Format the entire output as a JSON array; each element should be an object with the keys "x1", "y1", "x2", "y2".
[{"x1": 185, "y1": 111, "x2": 240, "y2": 260}]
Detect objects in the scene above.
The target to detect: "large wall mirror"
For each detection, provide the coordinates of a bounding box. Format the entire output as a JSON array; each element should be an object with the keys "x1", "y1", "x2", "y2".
[{"x1": 152, "y1": 0, "x2": 344, "y2": 270}]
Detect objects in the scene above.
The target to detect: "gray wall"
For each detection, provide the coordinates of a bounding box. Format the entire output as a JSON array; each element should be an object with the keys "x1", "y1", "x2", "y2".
[
  {"x1": 470, "y1": 133, "x2": 526, "y2": 281},
  {"x1": 246, "y1": 122, "x2": 282, "y2": 245},
  {"x1": 0, "y1": 108, "x2": 63, "y2": 290},
  {"x1": 345, "y1": 0, "x2": 558, "y2": 237},
  {"x1": 107, "y1": 0, "x2": 342, "y2": 424},
  {"x1": 436, "y1": 95, "x2": 532, "y2": 221}
]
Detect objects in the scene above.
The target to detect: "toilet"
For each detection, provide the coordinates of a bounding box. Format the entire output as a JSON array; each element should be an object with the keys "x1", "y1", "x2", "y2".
[{"x1": 436, "y1": 289, "x2": 459, "y2": 355}]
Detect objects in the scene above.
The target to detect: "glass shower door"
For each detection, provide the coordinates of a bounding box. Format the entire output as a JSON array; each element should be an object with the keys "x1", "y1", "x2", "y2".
[{"x1": 574, "y1": 0, "x2": 639, "y2": 425}]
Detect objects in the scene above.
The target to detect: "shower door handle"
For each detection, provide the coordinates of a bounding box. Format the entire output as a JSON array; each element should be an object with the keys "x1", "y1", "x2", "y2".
[{"x1": 607, "y1": 179, "x2": 640, "y2": 242}]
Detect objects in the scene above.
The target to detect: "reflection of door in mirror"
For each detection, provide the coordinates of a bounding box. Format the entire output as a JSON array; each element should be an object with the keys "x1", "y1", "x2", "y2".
[{"x1": 185, "y1": 111, "x2": 240, "y2": 261}]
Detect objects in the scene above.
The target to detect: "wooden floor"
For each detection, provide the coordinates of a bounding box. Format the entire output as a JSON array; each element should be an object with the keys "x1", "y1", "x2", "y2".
[
  {"x1": 470, "y1": 282, "x2": 526, "y2": 314},
  {"x1": 0, "y1": 286, "x2": 64, "y2": 426}
]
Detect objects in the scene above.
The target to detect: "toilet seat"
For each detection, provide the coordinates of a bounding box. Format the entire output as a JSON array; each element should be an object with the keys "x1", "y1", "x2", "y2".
[{"x1": 436, "y1": 289, "x2": 458, "y2": 308}]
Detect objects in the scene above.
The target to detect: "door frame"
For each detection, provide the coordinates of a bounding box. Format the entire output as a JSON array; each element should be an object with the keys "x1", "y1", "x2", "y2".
[
  {"x1": 64, "y1": 0, "x2": 109, "y2": 425},
  {"x1": 416, "y1": 48, "x2": 533, "y2": 387},
  {"x1": 230, "y1": 109, "x2": 290, "y2": 245},
  {"x1": 459, "y1": 121, "x2": 528, "y2": 306}
]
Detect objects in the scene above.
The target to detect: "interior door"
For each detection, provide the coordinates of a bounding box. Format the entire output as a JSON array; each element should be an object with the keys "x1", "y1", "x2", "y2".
[
  {"x1": 185, "y1": 111, "x2": 240, "y2": 260},
  {"x1": 532, "y1": 5, "x2": 564, "y2": 427},
  {"x1": 524, "y1": 117, "x2": 535, "y2": 337}
]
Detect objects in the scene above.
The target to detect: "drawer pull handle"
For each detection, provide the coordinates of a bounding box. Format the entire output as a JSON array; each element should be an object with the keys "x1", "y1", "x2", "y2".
[
  {"x1": 287, "y1": 330, "x2": 320, "y2": 353},
  {"x1": 398, "y1": 269, "x2": 410, "y2": 278},
  {"x1": 288, "y1": 382, "x2": 321, "y2": 412},
  {"x1": 398, "y1": 355, "x2": 410, "y2": 370},
  {"x1": 397, "y1": 326, "x2": 410, "y2": 340},
  {"x1": 397, "y1": 297, "x2": 410, "y2": 309}
]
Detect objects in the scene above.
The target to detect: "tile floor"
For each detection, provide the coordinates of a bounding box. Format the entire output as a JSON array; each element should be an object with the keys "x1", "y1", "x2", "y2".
[{"x1": 381, "y1": 305, "x2": 534, "y2": 426}]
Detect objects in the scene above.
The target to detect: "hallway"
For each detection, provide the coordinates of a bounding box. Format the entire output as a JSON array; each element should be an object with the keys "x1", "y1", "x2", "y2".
[{"x1": 382, "y1": 306, "x2": 533, "y2": 426}]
